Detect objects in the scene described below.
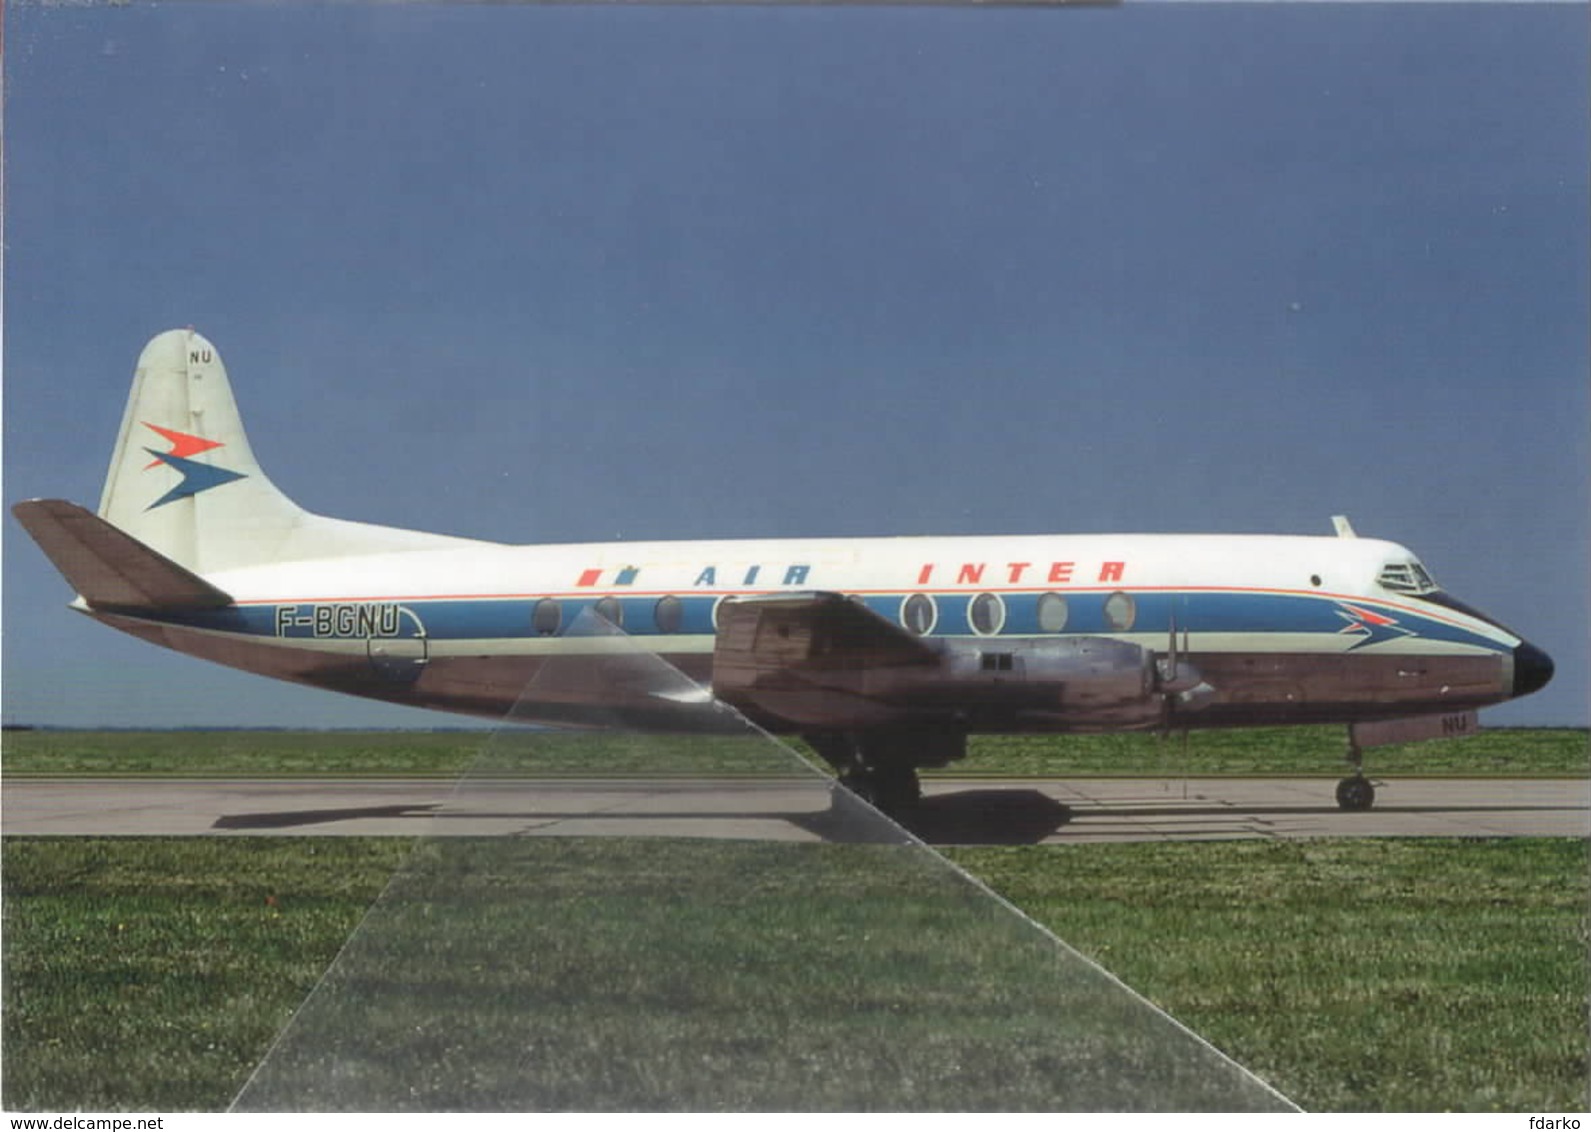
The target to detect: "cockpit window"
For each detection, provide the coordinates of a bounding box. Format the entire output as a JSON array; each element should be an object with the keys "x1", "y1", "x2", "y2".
[{"x1": 1378, "y1": 561, "x2": 1440, "y2": 596}]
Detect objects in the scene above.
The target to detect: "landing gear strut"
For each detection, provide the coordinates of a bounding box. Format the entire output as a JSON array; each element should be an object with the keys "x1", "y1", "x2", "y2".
[
  {"x1": 839, "y1": 764, "x2": 921, "y2": 815},
  {"x1": 804, "y1": 730, "x2": 962, "y2": 817},
  {"x1": 1336, "y1": 731, "x2": 1377, "y2": 811}
]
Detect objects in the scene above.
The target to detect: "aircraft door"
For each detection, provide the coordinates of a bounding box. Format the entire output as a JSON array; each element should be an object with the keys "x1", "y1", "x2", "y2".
[{"x1": 368, "y1": 605, "x2": 429, "y2": 683}]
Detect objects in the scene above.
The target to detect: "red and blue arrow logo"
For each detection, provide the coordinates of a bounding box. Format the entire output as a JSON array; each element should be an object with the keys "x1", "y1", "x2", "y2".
[
  {"x1": 142, "y1": 422, "x2": 246, "y2": 509},
  {"x1": 1334, "y1": 602, "x2": 1416, "y2": 650}
]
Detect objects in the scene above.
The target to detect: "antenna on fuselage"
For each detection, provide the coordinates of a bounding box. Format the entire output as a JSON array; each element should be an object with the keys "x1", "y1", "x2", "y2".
[{"x1": 1331, "y1": 515, "x2": 1357, "y2": 538}]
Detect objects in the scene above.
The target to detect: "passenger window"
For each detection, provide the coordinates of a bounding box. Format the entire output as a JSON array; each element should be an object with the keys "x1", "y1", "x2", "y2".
[
  {"x1": 654, "y1": 595, "x2": 683, "y2": 634},
  {"x1": 532, "y1": 598, "x2": 562, "y2": 636},
  {"x1": 1103, "y1": 591, "x2": 1136, "y2": 632},
  {"x1": 969, "y1": 593, "x2": 1005, "y2": 636},
  {"x1": 901, "y1": 594, "x2": 937, "y2": 636},
  {"x1": 593, "y1": 596, "x2": 623, "y2": 628},
  {"x1": 1037, "y1": 592, "x2": 1069, "y2": 633}
]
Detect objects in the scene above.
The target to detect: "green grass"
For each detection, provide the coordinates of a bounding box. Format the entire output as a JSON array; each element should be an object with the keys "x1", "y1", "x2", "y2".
[
  {"x1": 3, "y1": 726, "x2": 1585, "y2": 778},
  {"x1": 0, "y1": 730, "x2": 483, "y2": 777},
  {"x1": 4, "y1": 836, "x2": 1586, "y2": 1111},
  {"x1": 234, "y1": 838, "x2": 1287, "y2": 1111},
  {"x1": 2, "y1": 838, "x2": 411, "y2": 1111},
  {"x1": 957, "y1": 727, "x2": 1590, "y2": 778},
  {"x1": 946, "y1": 838, "x2": 1590, "y2": 1112}
]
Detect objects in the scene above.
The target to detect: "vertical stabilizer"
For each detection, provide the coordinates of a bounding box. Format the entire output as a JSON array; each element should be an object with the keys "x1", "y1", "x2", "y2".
[
  {"x1": 97, "y1": 329, "x2": 487, "y2": 575},
  {"x1": 99, "y1": 329, "x2": 302, "y2": 573}
]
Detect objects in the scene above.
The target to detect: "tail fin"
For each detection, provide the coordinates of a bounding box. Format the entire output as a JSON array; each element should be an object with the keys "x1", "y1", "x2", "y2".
[{"x1": 97, "y1": 329, "x2": 486, "y2": 576}]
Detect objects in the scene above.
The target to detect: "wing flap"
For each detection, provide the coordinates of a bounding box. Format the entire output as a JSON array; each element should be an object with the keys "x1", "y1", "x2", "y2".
[{"x1": 12, "y1": 499, "x2": 233, "y2": 610}]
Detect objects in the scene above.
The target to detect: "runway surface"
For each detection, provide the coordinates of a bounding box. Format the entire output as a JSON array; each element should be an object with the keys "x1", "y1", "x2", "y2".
[{"x1": 4, "y1": 775, "x2": 1586, "y2": 843}]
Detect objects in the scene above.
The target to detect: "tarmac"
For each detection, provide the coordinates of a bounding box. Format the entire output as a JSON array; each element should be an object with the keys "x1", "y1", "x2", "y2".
[{"x1": 4, "y1": 775, "x2": 1586, "y2": 844}]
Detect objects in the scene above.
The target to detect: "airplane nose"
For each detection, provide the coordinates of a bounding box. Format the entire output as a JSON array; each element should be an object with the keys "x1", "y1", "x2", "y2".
[{"x1": 1512, "y1": 640, "x2": 1554, "y2": 698}]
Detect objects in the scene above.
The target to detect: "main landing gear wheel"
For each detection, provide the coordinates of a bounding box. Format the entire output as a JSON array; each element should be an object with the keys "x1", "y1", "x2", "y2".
[
  {"x1": 807, "y1": 731, "x2": 941, "y2": 819},
  {"x1": 1335, "y1": 775, "x2": 1376, "y2": 812},
  {"x1": 839, "y1": 765, "x2": 922, "y2": 817}
]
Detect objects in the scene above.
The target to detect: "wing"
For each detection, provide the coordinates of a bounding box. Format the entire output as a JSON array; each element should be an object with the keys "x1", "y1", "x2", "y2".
[
  {"x1": 712, "y1": 591, "x2": 1202, "y2": 733},
  {"x1": 714, "y1": 591, "x2": 939, "y2": 668},
  {"x1": 712, "y1": 592, "x2": 940, "y2": 728}
]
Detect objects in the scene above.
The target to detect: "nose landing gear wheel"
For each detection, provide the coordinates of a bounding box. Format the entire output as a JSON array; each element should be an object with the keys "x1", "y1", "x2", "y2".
[
  {"x1": 1335, "y1": 775, "x2": 1375, "y2": 811},
  {"x1": 1336, "y1": 728, "x2": 1378, "y2": 811}
]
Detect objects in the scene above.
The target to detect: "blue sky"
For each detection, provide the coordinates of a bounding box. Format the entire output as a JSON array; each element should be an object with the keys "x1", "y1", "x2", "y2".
[{"x1": 5, "y1": 2, "x2": 1586, "y2": 729}]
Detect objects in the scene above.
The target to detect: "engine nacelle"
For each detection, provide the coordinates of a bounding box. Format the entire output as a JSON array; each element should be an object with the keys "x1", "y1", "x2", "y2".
[{"x1": 931, "y1": 636, "x2": 1158, "y2": 710}]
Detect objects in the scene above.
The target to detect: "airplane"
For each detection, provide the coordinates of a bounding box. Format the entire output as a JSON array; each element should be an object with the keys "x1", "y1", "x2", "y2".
[{"x1": 13, "y1": 328, "x2": 1554, "y2": 815}]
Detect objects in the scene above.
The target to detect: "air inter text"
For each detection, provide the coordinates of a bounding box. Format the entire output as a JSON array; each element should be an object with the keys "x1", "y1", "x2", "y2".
[{"x1": 916, "y1": 561, "x2": 1127, "y2": 585}]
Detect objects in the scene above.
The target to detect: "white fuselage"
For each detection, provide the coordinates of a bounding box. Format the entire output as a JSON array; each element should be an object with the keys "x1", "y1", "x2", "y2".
[{"x1": 91, "y1": 529, "x2": 1527, "y2": 731}]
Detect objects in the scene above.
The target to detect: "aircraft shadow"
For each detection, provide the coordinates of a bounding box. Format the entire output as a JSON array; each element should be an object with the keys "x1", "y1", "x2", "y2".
[
  {"x1": 880, "y1": 790, "x2": 1588, "y2": 845},
  {"x1": 211, "y1": 801, "x2": 917, "y2": 843},
  {"x1": 213, "y1": 803, "x2": 442, "y2": 830},
  {"x1": 1034, "y1": 802, "x2": 1590, "y2": 818},
  {"x1": 889, "y1": 789, "x2": 1074, "y2": 845}
]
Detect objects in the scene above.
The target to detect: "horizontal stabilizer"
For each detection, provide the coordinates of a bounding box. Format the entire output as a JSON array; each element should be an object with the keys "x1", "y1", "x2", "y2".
[{"x1": 12, "y1": 499, "x2": 233, "y2": 610}]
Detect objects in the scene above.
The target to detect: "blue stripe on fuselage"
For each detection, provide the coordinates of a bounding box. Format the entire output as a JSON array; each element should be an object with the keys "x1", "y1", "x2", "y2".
[{"x1": 148, "y1": 588, "x2": 1507, "y2": 653}]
